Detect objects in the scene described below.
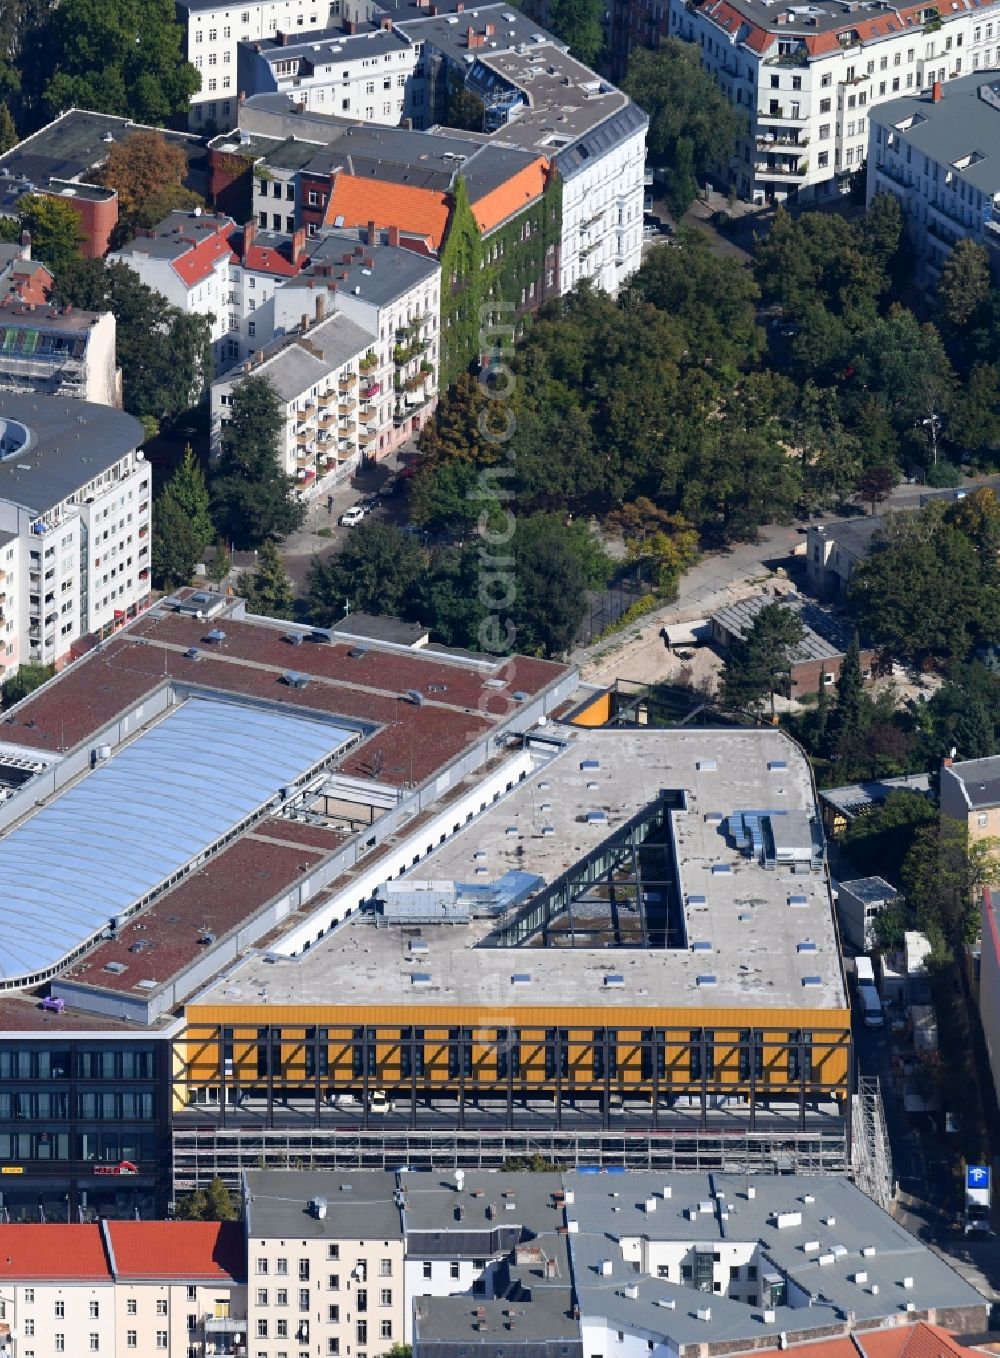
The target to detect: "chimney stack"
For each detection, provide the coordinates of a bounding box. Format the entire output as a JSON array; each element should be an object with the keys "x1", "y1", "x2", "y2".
[
  {"x1": 301, "y1": 312, "x2": 309, "y2": 333},
  {"x1": 367, "y1": 218, "x2": 377, "y2": 243},
  {"x1": 932, "y1": 78, "x2": 943, "y2": 102},
  {"x1": 485, "y1": 20, "x2": 495, "y2": 34},
  {"x1": 292, "y1": 225, "x2": 307, "y2": 264},
  {"x1": 381, "y1": 16, "x2": 393, "y2": 29},
  {"x1": 315, "y1": 291, "x2": 327, "y2": 323},
  {"x1": 243, "y1": 219, "x2": 256, "y2": 252},
  {"x1": 387, "y1": 224, "x2": 400, "y2": 247},
  {"x1": 18, "y1": 230, "x2": 30, "y2": 260}
]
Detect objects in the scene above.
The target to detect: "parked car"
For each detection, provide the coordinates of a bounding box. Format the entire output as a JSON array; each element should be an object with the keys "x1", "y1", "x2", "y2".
[
  {"x1": 339, "y1": 505, "x2": 365, "y2": 527},
  {"x1": 368, "y1": 1089, "x2": 392, "y2": 1115}
]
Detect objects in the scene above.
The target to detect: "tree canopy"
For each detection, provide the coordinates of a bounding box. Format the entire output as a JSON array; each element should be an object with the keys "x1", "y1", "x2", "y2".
[
  {"x1": 99, "y1": 130, "x2": 202, "y2": 238},
  {"x1": 0, "y1": 194, "x2": 84, "y2": 274},
  {"x1": 719, "y1": 602, "x2": 805, "y2": 719},
  {"x1": 211, "y1": 376, "x2": 305, "y2": 548},
  {"x1": 52, "y1": 259, "x2": 212, "y2": 425},
  {"x1": 623, "y1": 43, "x2": 745, "y2": 216}
]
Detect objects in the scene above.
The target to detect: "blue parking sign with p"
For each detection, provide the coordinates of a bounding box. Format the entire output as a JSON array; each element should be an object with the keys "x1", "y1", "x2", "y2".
[{"x1": 968, "y1": 1165, "x2": 990, "y2": 1190}]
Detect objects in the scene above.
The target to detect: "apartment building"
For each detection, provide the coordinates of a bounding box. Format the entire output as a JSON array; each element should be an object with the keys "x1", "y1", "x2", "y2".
[
  {"x1": 805, "y1": 516, "x2": 886, "y2": 598},
  {"x1": 662, "y1": 0, "x2": 1000, "y2": 204},
  {"x1": 237, "y1": 22, "x2": 420, "y2": 121},
  {"x1": 111, "y1": 211, "x2": 236, "y2": 366},
  {"x1": 211, "y1": 309, "x2": 376, "y2": 487},
  {"x1": 0, "y1": 302, "x2": 119, "y2": 408},
  {"x1": 177, "y1": 0, "x2": 340, "y2": 129},
  {"x1": 868, "y1": 72, "x2": 1000, "y2": 284},
  {"x1": 273, "y1": 227, "x2": 441, "y2": 451},
  {"x1": 244, "y1": 1170, "x2": 406, "y2": 1358},
  {"x1": 0, "y1": 1221, "x2": 245, "y2": 1358},
  {"x1": 940, "y1": 753, "x2": 1000, "y2": 843},
  {"x1": 0, "y1": 395, "x2": 150, "y2": 675}
]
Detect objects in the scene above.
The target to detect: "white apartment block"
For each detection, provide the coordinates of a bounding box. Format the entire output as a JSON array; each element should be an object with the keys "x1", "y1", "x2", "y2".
[
  {"x1": 868, "y1": 72, "x2": 1000, "y2": 283},
  {"x1": 178, "y1": 0, "x2": 340, "y2": 128},
  {"x1": 0, "y1": 396, "x2": 151, "y2": 676},
  {"x1": 666, "y1": 0, "x2": 1000, "y2": 203},
  {"x1": 273, "y1": 228, "x2": 441, "y2": 453},
  {"x1": 237, "y1": 22, "x2": 421, "y2": 121},
  {"x1": 212, "y1": 309, "x2": 376, "y2": 489},
  {"x1": 245, "y1": 1171, "x2": 406, "y2": 1358},
  {"x1": 110, "y1": 210, "x2": 236, "y2": 365}
]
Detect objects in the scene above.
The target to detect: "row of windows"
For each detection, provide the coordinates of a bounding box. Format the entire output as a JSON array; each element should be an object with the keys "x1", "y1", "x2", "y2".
[
  {"x1": 0, "y1": 1090, "x2": 154, "y2": 1119},
  {"x1": 0, "y1": 1130, "x2": 157, "y2": 1161},
  {"x1": 233, "y1": 1027, "x2": 818, "y2": 1083},
  {"x1": 0, "y1": 1049, "x2": 156, "y2": 1080},
  {"x1": 255, "y1": 1319, "x2": 392, "y2": 1341}
]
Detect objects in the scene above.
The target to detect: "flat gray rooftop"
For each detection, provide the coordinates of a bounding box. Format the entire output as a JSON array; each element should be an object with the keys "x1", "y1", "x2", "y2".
[
  {"x1": 818, "y1": 773, "x2": 932, "y2": 819},
  {"x1": 874, "y1": 74, "x2": 1000, "y2": 196},
  {"x1": 302, "y1": 232, "x2": 439, "y2": 308},
  {"x1": 0, "y1": 394, "x2": 144, "y2": 514},
  {"x1": 200, "y1": 728, "x2": 847, "y2": 1012},
  {"x1": 566, "y1": 1170, "x2": 987, "y2": 1345},
  {"x1": 246, "y1": 1169, "x2": 403, "y2": 1240},
  {"x1": 839, "y1": 877, "x2": 899, "y2": 904},
  {"x1": 232, "y1": 311, "x2": 376, "y2": 400}
]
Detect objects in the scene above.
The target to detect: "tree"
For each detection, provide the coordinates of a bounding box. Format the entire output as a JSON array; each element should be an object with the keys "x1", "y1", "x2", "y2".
[
  {"x1": 307, "y1": 521, "x2": 423, "y2": 625},
  {"x1": 936, "y1": 240, "x2": 992, "y2": 334},
  {"x1": 949, "y1": 363, "x2": 1000, "y2": 465},
  {"x1": 52, "y1": 259, "x2": 212, "y2": 423},
  {"x1": 754, "y1": 206, "x2": 886, "y2": 319},
  {"x1": 0, "y1": 194, "x2": 84, "y2": 273},
  {"x1": 166, "y1": 446, "x2": 213, "y2": 556},
  {"x1": 793, "y1": 382, "x2": 862, "y2": 511},
  {"x1": 855, "y1": 465, "x2": 895, "y2": 515},
  {"x1": 0, "y1": 103, "x2": 16, "y2": 154},
  {"x1": 37, "y1": 0, "x2": 199, "y2": 126},
  {"x1": 445, "y1": 81, "x2": 485, "y2": 133},
  {"x1": 848, "y1": 307, "x2": 955, "y2": 435},
  {"x1": 174, "y1": 1176, "x2": 238, "y2": 1221},
  {"x1": 666, "y1": 135, "x2": 698, "y2": 220},
  {"x1": 902, "y1": 816, "x2": 1000, "y2": 948},
  {"x1": 546, "y1": 0, "x2": 604, "y2": 66},
  {"x1": 241, "y1": 540, "x2": 295, "y2": 619},
  {"x1": 623, "y1": 43, "x2": 745, "y2": 194},
  {"x1": 211, "y1": 376, "x2": 305, "y2": 548},
  {"x1": 99, "y1": 129, "x2": 202, "y2": 234},
  {"x1": 510, "y1": 514, "x2": 590, "y2": 657},
  {"x1": 843, "y1": 789, "x2": 937, "y2": 885},
  {"x1": 151, "y1": 488, "x2": 201, "y2": 589},
  {"x1": 719, "y1": 602, "x2": 805, "y2": 719},
  {"x1": 207, "y1": 538, "x2": 232, "y2": 586},
  {"x1": 622, "y1": 226, "x2": 763, "y2": 376},
  {"x1": 1, "y1": 662, "x2": 54, "y2": 710},
  {"x1": 827, "y1": 632, "x2": 864, "y2": 760}
]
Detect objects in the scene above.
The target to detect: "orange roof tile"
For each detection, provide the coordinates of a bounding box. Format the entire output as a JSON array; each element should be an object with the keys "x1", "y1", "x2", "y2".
[
  {"x1": 861, "y1": 1323, "x2": 976, "y2": 1358},
  {"x1": 472, "y1": 156, "x2": 550, "y2": 234},
  {"x1": 107, "y1": 1222, "x2": 245, "y2": 1282},
  {"x1": 172, "y1": 222, "x2": 235, "y2": 289},
  {"x1": 323, "y1": 173, "x2": 450, "y2": 250},
  {"x1": 0, "y1": 1225, "x2": 111, "y2": 1281}
]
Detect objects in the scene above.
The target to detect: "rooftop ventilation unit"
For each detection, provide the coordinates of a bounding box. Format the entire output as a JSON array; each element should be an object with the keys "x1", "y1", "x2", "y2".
[
  {"x1": 184, "y1": 647, "x2": 201, "y2": 661},
  {"x1": 797, "y1": 940, "x2": 817, "y2": 953},
  {"x1": 204, "y1": 628, "x2": 226, "y2": 644},
  {"x1": 103, "y1": 962, "x2": 127, "y2": 974},
  {"x1": 687, "y1": 894, "x2": 707, "y2": 905},
  {"x1": 604, "y1": 974, "x2": 624, "y2": 987},
  {"x1": 691, "y1": 940, "x2": 712, "y2": 953},
  {"x1": 585, "y1": 810, "x2": 606, "y2": 824},
  {"x1": 405, "y1": 689, "x2": 424, "y2": 705},
  {"x1": 348, "y1": 647, "x2": 367, "y2": 659},
  {"x1": 310, "y1": 1196, "x2": 328, "y2": 1219},
  {"x1": 511, "y1": 973, "x2": 531, "y2": 986},
  {"x1": 696, "y1": 974, "x2": 717, "y2": 987},
  {"x1": 802, "y1": 975, "x2": 822, "y2": 987},
  {"x1": 767, "y1": 760, "x2": 788, "y2": 771},
  {"x1": 788, "y1": 893, "x2": 809, "y2": 907},
  {"x1": 696, "y1": 759, "x2": 717, "y2": 772},
  {"x1": 712, "y1": 863, "x2": 732, "y2": 875},
  {"x1": 409, "y1": 939, "x2": 429, "y2": 955},
  {"x1": 411, "y1": 972, "x2": 432, "y2": 986},
  {"x1": 285, "y1": 632, "x2": 303, "y2": 646},
  {"x1": 580, "y1": 759, "x2": 600, "y2": 771},
  {"x1": 282, "y1": 671, "x2": 309, "y2": 689}
]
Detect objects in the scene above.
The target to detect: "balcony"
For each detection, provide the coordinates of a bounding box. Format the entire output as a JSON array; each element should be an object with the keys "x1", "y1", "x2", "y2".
[
  {"x1": 295, "y1": 430, "x2": 312, "y2": 446},
  {"x1": 338, "y1": 398, "x2": 356, "y2": 415},
  {"x1": 339, "y1": 372, "x2": 357, "y2": 389},
  {"x1": 359, "y1": 429, "x2": 378, "y2": 447},
  {"x1": 754, "y1": 160, "x2": 810, "y2": 179},
  {"x1": 318, "y1": 390, "x2": 336, "y2": 407},
  {"x1": 361, "y1": 380, "x2": 381, "y2": 400},
  {"x1": 359, "y1": 352, "x2": 378, "y2": 375},
  {"x1": 757, "y1": 107, "x2": 808, "y2": 124},
  {"x1": 318, "y1": 413, "x2": 335, "y2": 430},
  {"x1": 756, "y1": 132, "x2": 808, "y2": 150}
]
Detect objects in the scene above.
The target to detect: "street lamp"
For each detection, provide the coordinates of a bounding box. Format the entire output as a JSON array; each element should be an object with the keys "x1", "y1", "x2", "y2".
[{"x1": 922, "y1": 412, "x2": 942, "y2": 466}]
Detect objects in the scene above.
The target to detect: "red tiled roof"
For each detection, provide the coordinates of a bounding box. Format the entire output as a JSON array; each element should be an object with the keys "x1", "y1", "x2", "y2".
[
  {"x1": 473, "y1": 157, "x2": 550, "y2": 234},
  {"x1": 171, "y1": 221, "x2": 236, "y2": 289},
  {"x1": 860, "y1": 1324, "x2": 976, "y2": 1358},
  {"x1": 0, "y1": 1225, "x2": 111, "y2": 1281},
  {"x1": 107, "y1": 1222, "x2": 244, "y2": 1282},
  {"x1": 323, "y1": 172, "x2": 450, "y2": 250}
]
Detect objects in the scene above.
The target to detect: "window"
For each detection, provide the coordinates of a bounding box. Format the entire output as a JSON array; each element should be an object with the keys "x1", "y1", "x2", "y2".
[
  {"x1": 257, "y1": 1259, "x2": 269, "y2": 1276},
  {"x1": 24, "y1": 1291, "x2": 34, "y2": 1304},
  {"x1": 423, "y1": 1262, "x2": 433, "y2": 1280},
  {"x1": 156, "y1": 1335, "x2": 168, "y2": 1351},
  {"x1": 819, "y1": 97, "x2": 831, "y2": 113},
  {"x1": 357, "y1": 1321, "x2": 368, "y2": 1345},
  {"x1": 544, "y1": 1028, "x2": 568, "y2": 1080},
  {"x1": 278, "y1": 1321, "x2": 289, "y2": 1339},
  {"x1": 24, "y1": 1322, "x2": 34, "y2": 1337},
  {"x1": 381, "y1": 1322, "x2": 393, "y2": 1340},
  {"x1": 90, "y1": 1337, "x2": 100, "y2": 1352},
  {"x1": 127, "y1": 1333, "x2": 137, "y2": 1349},
  {"x1": 690, "y1": 1029, "x2": 715, "y2": 1080},
  {"x1": 277, "y1": 1259, "x2": 288, "y2": 1276},
  {"x1": 257, "y1": 1289, "x2": 269, "y2": 1306},
  {"x1": 979, "y1": 814, "x2": 989, "y2": 828},
  {"x1": 380, "y1": 1259, "x2": 392, "y2": 1277},
  {"x1": 299, "y1": 1290, "x2": 310, "y2": 1311},
  {"x1": 329, "y1": 1306, "x2": 340, "y2": 1323},
  {"x1": 127, "y1": 1300, "x2": 137, "y2": 1315},
  {"x1": 257, "y1": 1321, "x2": 269, "y2": 1339},
  {"x1": 819, "y1": 123, "x2": 830, "y2": 140},
  {"x1": 277, "y1": 1291, "x2": 288, "y2": 1307},
  {"x1": 157, "y1": 1300, "x2": 168, "y2": 1316},
  {"x1": 328, "y1": 1245, "x2": 340, "y2": 1261},
  {"x1": 299, "y1": 1261, "x2": 310, "y2": 1282},
  {"x1": 448, "y1": 1028, "x2": 472, "y2": 1078},
  {"x1": 818, "y1": 150, "x2": 829, "y2": 168},
  {"x1": 593, "y1": 1029, "x2": 617, "y2": 1080},
  {"x1": 55, "y1": 1302, "x2": 65, "y2": 1318},
  {"x1": 90, "y1": 1302, "x2": 100, "y2": 1318},
  {"x1": 449, "y1": 1262, "x2": 461, "y2": 1280},
  {"x1": 788, "y1": 1030, "x2": 813, "y2": 1082},
  {"x1": 55, "y1": 1339, "x2": 65, "y2": 1354}
]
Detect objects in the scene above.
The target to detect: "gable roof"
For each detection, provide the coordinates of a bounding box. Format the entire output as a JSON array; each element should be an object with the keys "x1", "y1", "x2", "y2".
[
  {"x1": 323, "y1": 172, "x2": 450, "y2": 250},
  {"x1": 860, "y1": 1325, "x2": 978, "y2": 1358},
  {"x1": 471, "y1": 155, "x2": 549, "y2": 233},
  {"x1": 0, "y1": 1225, "x2": 111, "y2": 1281},
  {"x1": 106, "y1": 1221, "x2": 245, "y2": 1282},
  {"x1": 172, "y1": 222, "x2": 236, "y2": 288}
]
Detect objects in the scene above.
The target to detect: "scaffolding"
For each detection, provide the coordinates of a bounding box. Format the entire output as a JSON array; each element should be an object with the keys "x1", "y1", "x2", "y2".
[
  {"x1": 172, "y1": 1123, "x2": 849, "y2": 1193},
  {"x1": 851, "y1": 1075, "x2": 894, "y2": 1211}
]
